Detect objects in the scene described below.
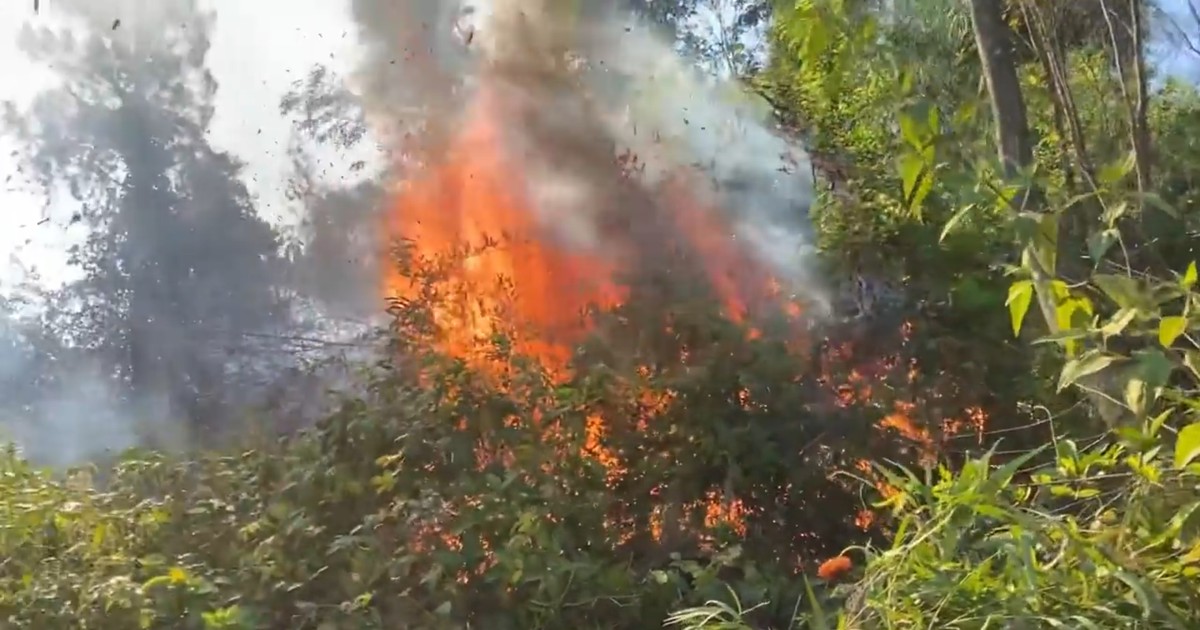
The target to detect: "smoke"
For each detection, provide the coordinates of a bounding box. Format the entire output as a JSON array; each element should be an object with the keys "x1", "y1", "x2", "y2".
[
  {"x1": 351, "y1": 0, "x2": 828, "y2": 314},
  {"x1": 0, "y1": 0, "x2": 370, "y2": 467},
  {"x1": 0, "y1": 0, "x2": 825, "y2": 466}
]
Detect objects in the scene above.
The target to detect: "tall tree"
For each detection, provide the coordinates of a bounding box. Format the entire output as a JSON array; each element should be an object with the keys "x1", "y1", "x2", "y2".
[{"x1": 4, "y1": 3, "x2": 291, "y2": 434}]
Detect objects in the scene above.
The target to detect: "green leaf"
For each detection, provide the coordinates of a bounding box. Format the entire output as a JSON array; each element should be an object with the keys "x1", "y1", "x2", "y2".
[
  {"x1": 1101, "y1": 308, "x2": 1137, "y2": 339},
  {"x1": 1093, "y1": 274, "x2": 1148, "y2": 311},
  {"x1": 898, "y1": 151, "x2": 932, "y2": 214},
  {"x1": 1185, "y1": 351, "x2": 1200, "y2": 380},
  {"x1": 1054, "y1": 297, "x2": 1091, "y2": 354},
  {"x1": 1175, "y1": 423, "x2": 1200, "y2": 469},
  {"x1": 1183, "y1": 261, "x2": 1197, "y2": 291},
  {"x1": 803, "y1": 17, "x2": 830, "y2": 60},
  {"x1": 1159, "y1": 316, "x2": 1187, "y2": 348},
  {"x1": 1033, "y1": 329, "x2": 1090, "y2": 345},
  {"x1": 983, "y1": 443, "x2": 1049, "y2": 493},
  {"x1": 1006, "y1": 280, "x2": 1034, "y2": 337},
  {"x1": 1125, "y1": 377, "x2": 1147, "y2": 418},
  {"x1": 1135, "y1": 191, "x2": 1181, "y2": 219},
  {"x1": 802, "y1": 576, "x2": 831, "y2": 630},
  {"x1": 1087, "y1": 229, "x2": 1119, "y2": 265},
  {"x1": 1148, "y1": 408, "x2": 1172, "y2": 438},
  {"x1": 1098, "y1": 202, "x2": 1129, "y2": 230},
  {"x1": 898, "y1": 109, "x2": 922, "y2": 150},
  {"x1": 1014, "y1": 212, "x2": 1058, "y2": 275},
  {"x1": 1057, "y1": 352, "x2": 1119, "y2": 392},
  {"x1": 1097, "y1": 150, "x2": 1136, "y2": 186},
  {"x1": 1133, "y1": 348, "x2": 1175, "y2": 391},
  {"x1": 940, "y1": 203, "x2": 976, "y2": 242}
]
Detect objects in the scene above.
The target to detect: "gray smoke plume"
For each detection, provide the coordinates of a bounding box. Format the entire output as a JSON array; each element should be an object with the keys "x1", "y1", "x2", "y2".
[
  {"x1": 350, "y1": 0, "x2": 828, "y2": 314},
  {"x1": 0, "y1": 0, "x2": 371, "y2": 467}
]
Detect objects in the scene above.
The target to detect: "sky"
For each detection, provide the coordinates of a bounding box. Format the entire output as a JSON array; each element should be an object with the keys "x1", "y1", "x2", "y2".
[{"x1": 0, "y1": 0, "x2": 1197, "y2": 295}]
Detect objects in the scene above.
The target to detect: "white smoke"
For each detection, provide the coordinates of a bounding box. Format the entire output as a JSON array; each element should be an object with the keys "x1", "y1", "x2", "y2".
[
  {"x1": 579, "y1": 9, "x2": 825, "y2": 311},
  {"x1": 378, "y1": 0, "x2": 828, "y2": 314}
]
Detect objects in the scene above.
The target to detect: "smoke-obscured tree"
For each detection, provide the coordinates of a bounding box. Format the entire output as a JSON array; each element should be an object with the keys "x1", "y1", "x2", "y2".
[
  {"x1": 3, "y1": 4, "x2": 292, "y2": 436},
  {"x1": 279, "y1": 64, "x2": 384, "y2": 316}
]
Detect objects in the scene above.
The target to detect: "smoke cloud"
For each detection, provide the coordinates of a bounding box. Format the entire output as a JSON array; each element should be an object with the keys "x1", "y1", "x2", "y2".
[
  {"x1": 351, "y1": 0, "x2": 828, "y2": 314},
  {"x1": 0, "y1": 0, "x2": 367, "y2": 467}
]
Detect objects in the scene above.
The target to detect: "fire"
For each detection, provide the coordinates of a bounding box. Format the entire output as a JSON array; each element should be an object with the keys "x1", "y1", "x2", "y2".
[
  {"x1": 378, "y1": 66, "x2": 803, "y2": 540},
  {"x1": 381, "y1": 82, "x2": 800, "y2": 380},
  {"x1": 376, "y1": 9, "x2": 989, "y2": 557},
  {"x1": 382, "y1": 87, "x2": 626, "y2": 375}
]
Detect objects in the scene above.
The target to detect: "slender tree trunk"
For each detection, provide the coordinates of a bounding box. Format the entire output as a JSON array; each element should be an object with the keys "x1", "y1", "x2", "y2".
[
  {"x1": 1100, "y1": 0, "x2": 1153, "y2": 193},
  {"x1": 1019, "y1": 0, "x2": 1101, "y2": 279},
  {"x1": 968, "y1": 0, "x2": 1061, "y2": 332},
  {"x1": 969, "y1": 0, "x2": 1034, "y2": 181}
]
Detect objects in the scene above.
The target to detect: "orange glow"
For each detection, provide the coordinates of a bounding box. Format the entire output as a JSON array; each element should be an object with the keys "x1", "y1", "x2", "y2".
[
  {"x1": 377, "y1": 52, "x2": 989, "y2": 566},
  {"x1": 383, "y1": 87, "x2": 626, "y2": 376}
]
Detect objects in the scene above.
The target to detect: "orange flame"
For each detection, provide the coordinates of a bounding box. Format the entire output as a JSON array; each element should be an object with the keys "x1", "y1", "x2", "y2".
[
  {"x1": 383, "y1": 87, "x2": 626, "y2": 375},
  {"x1": 379, "y1": 59, "x2": 987, "y2": 553}
]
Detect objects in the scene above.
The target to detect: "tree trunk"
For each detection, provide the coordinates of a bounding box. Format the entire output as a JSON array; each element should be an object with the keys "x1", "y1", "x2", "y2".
[
  {"x1": 968, "y1": 0, "x2": 1061, "y2": 332},
  {"x1": 968, "y1": 0, "x2": 1034, "y2": 181},
  {"x1": 1099, "y1": 0, "x2": 1153, "y2": 193}
]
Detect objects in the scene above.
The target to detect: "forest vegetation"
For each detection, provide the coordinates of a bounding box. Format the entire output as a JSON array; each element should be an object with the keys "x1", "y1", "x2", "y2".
[{"x1": 2, "y1": 0, "x2": 1200, "y2": 628}]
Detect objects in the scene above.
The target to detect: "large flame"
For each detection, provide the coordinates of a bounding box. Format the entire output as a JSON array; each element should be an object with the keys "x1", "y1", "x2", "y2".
[
  {"x1": 380, "y1": 92, "x2": 800, "y2": 378},
  {"x1": 376, "y1": 3, "x2": 988, "y2": 551},
  {"x1": 382, "y1": 86, "x2": 627, "y2": 374}
]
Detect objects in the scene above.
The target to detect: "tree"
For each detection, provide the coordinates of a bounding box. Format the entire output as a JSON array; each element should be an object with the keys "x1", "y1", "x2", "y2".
[{"x1": 4, "y1": 3, "x2": 292, "y2": 436}]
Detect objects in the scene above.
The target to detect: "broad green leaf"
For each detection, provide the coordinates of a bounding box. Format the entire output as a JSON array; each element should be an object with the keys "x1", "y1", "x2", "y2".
[
  {"x1": 1093, "y1": 274, "x2": 1148, "y2": 311},
  {"x1": 1133, "y1": 348, "x2": 1175, "y2": 391},
  {"x1": 1057, "y1": 352, "x2": 1119, "y2": 392},
  {"x1": 925, "y1": 101, "x2": 940, "y2": 138},
  {"x1": 1055, "y1": 297, "x2": 1091, "y2": 354},
  {"x1": 898, "y1": 109, "x2": 922, "y2": 150},
  {"x1": 1159, "y1": 316, "x2": 1187, "y2": 348},
  {"x1": 1006, "y1": 280, "x2": 1034, "y2": 337},
  {"x1": 1175, "y1": 423, "x2": 1200, "y2": 469},
  {"x1": 1049, "y1": 279, "x2": 1071, "y2": 300}
]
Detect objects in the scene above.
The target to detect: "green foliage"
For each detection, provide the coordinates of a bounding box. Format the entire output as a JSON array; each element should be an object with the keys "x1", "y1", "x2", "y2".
[
  {"x1": 0, "y1": 243, "x2": 896, "y2": 628},
  {"x1": 9, "y1": 1, "x2": 1200, "y2": 629},
  {"x1": 672, "y1": 0, "x2": 1200, "y2": 628}
]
